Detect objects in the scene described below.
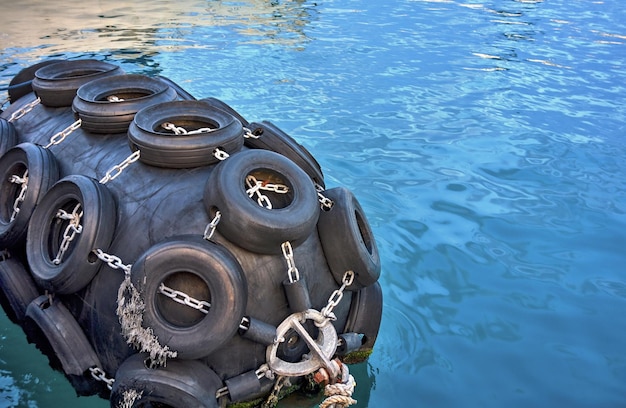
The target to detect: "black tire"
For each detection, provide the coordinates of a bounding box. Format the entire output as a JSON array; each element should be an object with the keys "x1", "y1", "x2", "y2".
[
  {"x1": 156, "y1": 75, "x2": 197, "y2": 101},
  {"x1": 200, "y1": 97, "x2": 250, "y2": 127},
  {"x1": 0, "y1": 255, "x2": 40, "y2": 324},
  {"x1": 344, "y1": 281, "x2": 383, "y2": 352},
  {"x1": 110, "y1": 353, "x2": 222, "y2": 408},
  {"x1": 128, "y1": 100, "x2": 244, "y2": 168},
  {"x1": 7, "y1": 59, "x2": 63, "y2": 103},
  {"x1": 32, "y1": 60, "x2": 123, "y2": 107},
  {"x1": 24, "y1": 295, "x2": 103, "y2": 396},
  {"x1": 203, "y1": 149, "x2": 319, "y2": 254},
  {"x1": 73, "y1": 74, "x2": 178, "y2": 134},
  {"x1": 131, "y1": 236, "x2": 247, "y2": 359},
  {"x1": 245, "y1": 121, "x2": 325, "y2": 188},
  {"x1": 26, "y1": 174, "x2": 117, "y2": 294},
  {"x1": 317, "y1": 187, "x2": 381, "y2": 290},
  {"x1": 0, "y1": 118, "x2": 18, "y2": 157},
  {"x1": 0, "y1": 143, "x2": 60, "y2": 248}
]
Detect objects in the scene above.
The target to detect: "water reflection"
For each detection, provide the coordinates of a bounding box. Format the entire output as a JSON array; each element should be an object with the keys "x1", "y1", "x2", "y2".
[{"x1": 0, "y1": 0, "x2": 316, "y2": 61}]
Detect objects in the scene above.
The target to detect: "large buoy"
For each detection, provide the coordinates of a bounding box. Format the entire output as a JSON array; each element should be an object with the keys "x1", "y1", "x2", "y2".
[{"x1": 0, "y1": 58, "x2": 383, "y2": 407}]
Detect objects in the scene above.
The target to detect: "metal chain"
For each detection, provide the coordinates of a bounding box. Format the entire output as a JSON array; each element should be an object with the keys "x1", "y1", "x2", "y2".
[
  {"x1": 213, "y1": 148, "x2": 230, "y2": 161},
  {"x1": 44, "y1": 119, "x2": 82, "y2": 149},
  {"x1": 161, "y1": 122, "x2": 216, "y2": 135},
  {"x1": 320, "y1": 271, "x2": 355, "y2": 321},
  {"x1": 203, "y1": 211, "x2": 221, "y2": 241},
  {"x1": 8, "y1": 97, "x2": 41, "y2": 122},
  {"x1": 281, "y1": 241, "x2": 300, "y2": 283},
  {"x1": 246, "y1": 175, "x2": 289, "y2": 210},
  {"x1": 9, "y1": 169, "x2": 28, "y2": 222},
  {"x1": 93, "y1": 248, "x2": 131, "y2": 276},
  {"x1": 89, "y1": 366, "x2": 115, "y2": 390},
  {"x1": 158, "y1": 283, "x2": 211, "y2": 314},
  {"x1": 243, "y1": 127, "x2": 260, "y2": 139},
  {"x1": 99, "y1": 150, "x2": 141, "y2": 184},
  {"x1": 316, "y1": 183, "x2": 334, "y2": 211},
  {"x1": 262, "y1": 375, "x2": 288, "y2": 408},
  {"x1": 52, "y1": 203, "x2": 83, "y2": 265}
]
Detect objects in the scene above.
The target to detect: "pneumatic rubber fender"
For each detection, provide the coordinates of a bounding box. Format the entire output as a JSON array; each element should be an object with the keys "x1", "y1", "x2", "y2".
[
  {"x1": 110, "y1": 353, "x2": 222, "y2": 408},
  {"x1": 72, "y1": 74, "x2": 178, "y2": 134},
  {"x1": 0, "y1": 254, "x2": 40, "y2": 324},
  {"x1": 245, "y1": 121, "x2": 325, "y2": 188},
  {"x1": 24, "y1": 295, "x2": 105, "y2": 396},
  {"x1": 127, "y1": 100, "x2": 244, "y2": 168},
  {"x1": 0, "y1": 118, "x2": 18, "y2": 157},
  {"x1": 130, "y1": 235, "x2": 247, "y2": 359},
  {"x1": 203, "y1": 149, "x2": 320, "y2": 254},
  {"x1": 7, "y1": 59, "x2": 62, "y2": 104},
  {"x1": 32, "y1": 60, "x2": 124, "y2": 107},
  {"x1": 317, "y1": 186, "x2": 381, "y2": 290},
  {"x1": 0, "y1": 143, "x2": 60, "y2": 248},
  {"x1": 26, "y1": 174, "x2": 117, "y2": 294}
]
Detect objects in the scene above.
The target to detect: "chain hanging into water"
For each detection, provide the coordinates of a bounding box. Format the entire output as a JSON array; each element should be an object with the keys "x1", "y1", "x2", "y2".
[
  {"x1": 161, "y1": 122, "x2": 217, "y2": 135},
  {"x1": 99, "y1": 150, "x2": 141, "y2": 184},
  {"x1": 281, "y1": 241, "x2": 300, "y2": 283},
  {"x1": 203, "y1": 211, "x2": 222, "y2": 241},
  {"x1": 8, "y1": 97, "x2": 41, "y2": 122},
  {"x1": 246, "y1": 175, "x2": 289, "y2": 209},
  {"x1": 157, "y1": 283, "x2": 211, "y2": 314},
  {"x1": 44, "y1": 119, "x2": 82, "y2": 149},
  {"x1": 320, "y1": 270, "x2": 354, "y2": 321},
  {"x1": 52, "y1": 203, "x2": 83, "y2": 265},
  {"x1": 9, "y1": 169, "x2": 28, "y2": 222}
]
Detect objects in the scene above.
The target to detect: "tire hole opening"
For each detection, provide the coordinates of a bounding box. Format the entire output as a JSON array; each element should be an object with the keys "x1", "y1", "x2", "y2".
[
  {"x1": 245, "y1": 168, "x2": 294, "y2": 210},
  {"x1": 155, "y1": 272, "x2": 211, "y2": 328}
]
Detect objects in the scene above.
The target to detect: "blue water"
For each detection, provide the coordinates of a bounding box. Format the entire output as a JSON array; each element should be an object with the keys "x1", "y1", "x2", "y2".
[{"x1": 1, "y1": 0, "x2": 626, "y2": 407}]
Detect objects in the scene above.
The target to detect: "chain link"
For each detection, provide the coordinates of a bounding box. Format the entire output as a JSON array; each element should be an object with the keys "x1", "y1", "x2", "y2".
[
  {"x1": 52, "y1": 203, "x2": 83, "y2": 265},
  {"x1": 243, "y1": 127, "x2": 260, "y2": 139},
  {"x1": 316, "y1": 183, "x2": 334, "y2": 211},
  {"x1": 161, "y1": 122, "x2": 216, "y2": 135},
  {"x1": 89, "y1": 366, "x2": 115, "y2": 390},
  {"x1": 281, "y1": 241, "x2": 300, "y2": 283},
  {"x1": 106, "y1": 95, "x2": 124, "y2": 102},
  {"x1": 93, "y1": 248, "x2": 132, "y2": 276},
  {"x1": 9, "y1": 170, "x2": 28, "y2": 222},
  {"x1": 213, "y1": 148, "x2": 230, "y2": 161},
  {"x1": 99, "y1": 150, "x2": 141, "y2": 184},
  {"x1": 44, "y1": 119, "x2": 82, "y2": 149},
  {"x1": 320, "y1": 271, "x2": 354, "y2": 321},
  {"x1": 203, "y1": 211, "x2": 221, "y2": 241},
  {"x1": 8, "y1": 97, "x2": 41, "y2": 122},
  {"x1": 158, "y1": 283, "x2": 211, "y2": 314},
  {"x1": 246, "y1": 175, "x2": 289, "y2": 210}
]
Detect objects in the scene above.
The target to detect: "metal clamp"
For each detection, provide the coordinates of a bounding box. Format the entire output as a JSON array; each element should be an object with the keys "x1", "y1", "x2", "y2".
[{"x1": 266, "y1": 309, "x2": 340, "y2": 378}]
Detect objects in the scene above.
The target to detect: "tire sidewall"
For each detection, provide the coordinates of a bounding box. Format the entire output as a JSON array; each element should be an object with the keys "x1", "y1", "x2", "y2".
[
  {"x1": 204, "y1": 149, "x2": 319, "y2": 254},
  {"x1": 26, "y1": 174, "x2": 117, "y2": 294},
  {"x1": 0, "y1": 143, "x2": 59, "y2": 247},
  {"x1": 131, "y1": 237, "x2": 247, "y2": 359}
]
